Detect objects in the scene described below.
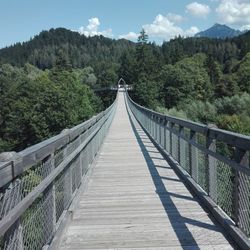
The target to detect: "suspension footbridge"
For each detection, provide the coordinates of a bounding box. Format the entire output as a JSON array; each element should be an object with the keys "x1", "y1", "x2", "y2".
[{"x1": 1, "y1": 87, "x2": 250, "y2": 249}]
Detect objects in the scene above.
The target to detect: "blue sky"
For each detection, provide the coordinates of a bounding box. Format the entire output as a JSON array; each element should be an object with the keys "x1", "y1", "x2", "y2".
[{"x1": 1, "y1": 0, "x2": 250, "y2": 48}]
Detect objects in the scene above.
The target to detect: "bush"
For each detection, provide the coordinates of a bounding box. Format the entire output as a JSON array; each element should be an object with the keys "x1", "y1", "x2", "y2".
[
  {"x1": 156, "y1": 93, "x2": 250, "y2": 135},
  {"x1": 215, "y1": 93, "x2": 250, "y2": 116}
]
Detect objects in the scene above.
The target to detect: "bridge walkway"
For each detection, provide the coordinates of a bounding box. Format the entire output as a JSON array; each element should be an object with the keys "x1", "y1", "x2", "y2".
[{"x1": 58, "y1": 91, "x2": 236, "y2": 249}]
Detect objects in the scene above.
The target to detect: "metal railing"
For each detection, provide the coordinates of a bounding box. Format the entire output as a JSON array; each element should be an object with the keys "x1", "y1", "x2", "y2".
[
  {"x1": 0, "y1": 94, "x2": 117, "y2": 250},
  {"x1": 126, "y1": 90, "x2": 250, "y2": 247}
]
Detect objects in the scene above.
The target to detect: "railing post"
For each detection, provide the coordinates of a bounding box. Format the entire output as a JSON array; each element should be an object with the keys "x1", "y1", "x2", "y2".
[
  {"x1": 179, "y1": 126, "x2": 185, "y2": 167},
  {"x1": 146, "y1": 112, "x2": 149, "y2": 131},
  {"x1": 151, "y1": 114, "x2": 154, "y2": 138},
  {"x1": 154, "y1": 116, "x2": 157, "y2": 141},
  {"x1": 157, "y1": 117, "x2": 160, "y2": 143},
  {"x1": 156, "y1": 116, "x2": 160, "y2": 144},
  {"x1": 51, "y1": 154, "x2": 57, "y2": 233},
  {"x1": 160, "y1": 118, "x2": 163, "y2": 146},
  {"x1": 149, "y1": 113, "x2": 151, "y2": 133},
  {"x1": 79, "y1": 137, "x2": 84, "y2": 178},
  {"x1": 189, "y1": 130, "x2": 198, "y2": 182},
  {"x1": 154, "y1": 116, "x2": 157, "y2": 140},
  {"x1": 234, "y1": 148, "x2": 250, "y2": 235},
  {"x1": 163, "y1": 118, "x2": 167, "y2": 150},
  {"x1": 158, "y1": 117, "x2": 161, "y2": 145},
  {"x1": 63, "y1": 146, "x2": 71, "y2": 209},
  {"x1": 206, "y1": 134, "x2": 217, "y2": 202},
  {"x1": 169, "y1": 123, "x2": 174, "y2": 156}
]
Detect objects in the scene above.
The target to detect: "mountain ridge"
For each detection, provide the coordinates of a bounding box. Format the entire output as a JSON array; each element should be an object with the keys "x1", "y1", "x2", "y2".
[{"x1": 195, "y1": 23, "x2": 244, "y2": 39}]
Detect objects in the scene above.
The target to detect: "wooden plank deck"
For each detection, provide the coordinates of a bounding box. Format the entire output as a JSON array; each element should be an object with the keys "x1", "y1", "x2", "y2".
[{"x1": 58, "y1": 91, "x2": 236, "y2": 249}]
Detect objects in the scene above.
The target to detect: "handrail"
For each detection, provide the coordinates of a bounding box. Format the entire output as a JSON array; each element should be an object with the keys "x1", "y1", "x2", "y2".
[
  {"x1": 0, "y1": 92, "x2": 118, "y2": 250},
  {"x1": 125, "y1": 89, "x2": 250, "y2": 249}
]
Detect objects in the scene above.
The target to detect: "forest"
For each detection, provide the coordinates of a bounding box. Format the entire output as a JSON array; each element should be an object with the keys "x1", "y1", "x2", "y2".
[{"x1": 1, "y1": 27, "x2": 250, "y2": 153}]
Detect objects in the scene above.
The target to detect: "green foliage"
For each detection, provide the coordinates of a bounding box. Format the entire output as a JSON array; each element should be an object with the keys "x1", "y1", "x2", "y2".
[
  {"x1": 118, "y1": 50, "x2": 136, "y2": 85},
  {"x1": 21, "y1": 169, "x2": 42, "y2": 196},
  {"x1": 132, "y1": 74, "x2": 160, "y2": 109},
  {"x1": 162, "y1": 31, "x2": 250, "y2": 65},
  {"x1": 156, "y1": 106, "x2": 188, "y2": 120},
  {"x1": 215, "y1": 74, "x2": 239, "y2": 97},
  {"x1": 74, "y1": 67, "x2": 97, "y2": 87},
  {"x1": 0, "y1": 28, "x2": 134, "y2": 70},
  {"x1": 96, "y1": 62, "x2": 119, "y2": 88},
  {"x1": 205, "y1": 55, "x2": 222, "y2": 89},
  {"x1": 129, "y1": 30, "x2": 164, "y2": 108},
  {"x1": 217, "y1": 114, "x2": 250, "y2": 135},
  {"x1": 234, "y1": 52, "x2": 250, "y2": 92},
  {"x1": 0, "y1": 63, "x2": 102, "y2": 152},
  {"x1": 1, "y1": 27, "x2": 250, "y2": 146},
  {"x1": 214, "y1": 93, "x2": 250, "y2": 116},
  {"x1": 158, "y1": 93, "x2": 250, "y2": 135},
  {"x1": 161, "y1": 54, "x2": 213, "y2": 107},
  {"x1": 179, "y1": 100, "x2": 217, "y2": 124}
]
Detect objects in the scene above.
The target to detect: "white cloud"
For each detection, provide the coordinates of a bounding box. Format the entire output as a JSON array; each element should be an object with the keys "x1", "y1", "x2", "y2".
[
  {"x1": 142, "y1": 14, "x2": 199, "y2": 41},
  {"x1": 216, "y1": 0, "x2": 250, "y2": 28},
  {"x1": 166, "y1": 13, "x2": 184, "y2": 23},
  {"x1": 185, "y1": 26, "x2": 200, "y2": 36},
  {"x1": 143, "y1": 14, "x2": 182, "y2": 38},
  {"x1": 119, "y1": 32, "x2": 139, "y2": 40},
  {"x1": 78, "y1": 17, "x2": 113, "y2": 37},
  {"x1": 240, "y1": 24, "x2": 250, "y2": 31},
  {"x1": 186, "y1": 2, "x2": 211, "y2": 17}
]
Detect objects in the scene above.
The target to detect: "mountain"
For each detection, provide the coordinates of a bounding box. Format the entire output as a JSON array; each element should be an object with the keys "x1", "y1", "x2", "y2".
[
  {"x1": 195, "y1": 23, "x2": 244, "y2": 39},
  {"x1": 0, "y1": 28, "x2": 135, "y2": 69},
  {"x1": 1, "y1": 26, "x2": 250, "y2": 72}
]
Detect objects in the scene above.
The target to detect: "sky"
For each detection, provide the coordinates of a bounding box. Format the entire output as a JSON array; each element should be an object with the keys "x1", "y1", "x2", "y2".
[{"x1": 1, "y1": 0, "x2": 250, "y2": 48}]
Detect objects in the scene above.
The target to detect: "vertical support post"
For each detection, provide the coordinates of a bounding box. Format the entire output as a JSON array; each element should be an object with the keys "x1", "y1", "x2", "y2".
[
  {"x1": 63, "y1": 145, "x2": 72, "y2": 208},
  {"x1": 189, "y1": 130, "x2": 198, "y2": 181},
  {"x1": 179, "y1": 126, "x2": 186, "y2": 167},
  {"x1": 79, "y1": 137, "x2": 83, "y2": 179},
  {"x1": 157, "y1": 117, "x2": 159, "y2": 143},
  {"x1": 44, "y1": 153, "x2": 57, "y2": 240},
  {"x1": 151, "y1": 114, "x2": 154, "y2": 138},
  {"x1": 169, "y1": 122, "x2": 174, "y2": 156},
  {"x1": 154, "y1": 116, "x2": 157, "y2": 141},
  {"x1": 154, "y1": 116, "x2": 157, "y2": 140},
  {"x1": 163, "y1": 118, "x2": 167, "y2": 150},
  {"x1": 159, "y1": 117, "x2": 163, "y2": 146},
  {"x1": 156, "y1": 116, "x2": 158, "y2": 141},
  {"x1": 159, "y1": 118, "x2": 163, "y2": 146},
  {"x1": 152, "y1": 114, "x2": 154, "y2": 137},
  {"x1": 158, "y1": 118, "x2": 160, "y2": 143},
  {"x1": 153, "y1": 116, "x2": 157, "y2": 139},
  {"x1": 146, "y1": 112, "x2": 148, "y2": 130},
  {"x1": 51, "y1": 154, "x2": 57, "y2": 233},
  {"x1": 206, "y1": 135, "x2": 217, "y2": 201},
  {"x1": 234, "y1": 148, "x2": 250, "y2": 234},
  {"x1": 150, "y1": 114, "x2": 152, "y2": 135},
  {"x1": 62, "y1": 147, "x2": 67, "y2": 208}
]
